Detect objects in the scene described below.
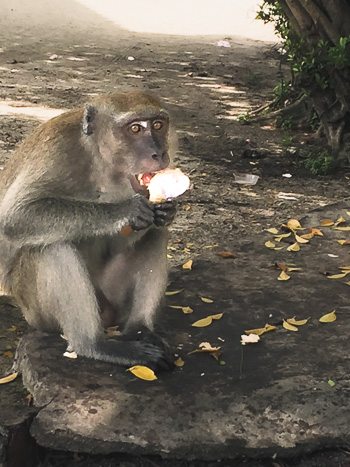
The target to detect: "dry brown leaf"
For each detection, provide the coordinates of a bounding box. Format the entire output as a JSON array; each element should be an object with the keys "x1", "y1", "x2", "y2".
[
  {"x1": 299, "y1": 233, "x2": 314, "y2": 240},
  {"x1": 182, "y1": 260, "x2": 193, "y2": 270},
  {"x1": 337, "y1": 240, "x2": 350, "y2": 245},
  {"x1": 327, "y1": 272, "x2": 350, "y2": 279},
  {"x1": 0, "y1": 372, "x2": 19, "y2": 385},
  {"x1": 128, "y1": 365, "x2": 157, "y2": 381},
  {"x1": 3, "y1": 351, "x2": 13, "y2": 358},
  {"x1": 334, "y1": 216, "x2": 346, "y2": 226},
  {"x1": 334, "y1": 226, "x2": 350, "y2": 231},
  {"x1": 275, "y1": 262, "x2": 288, "y2": 271},
  {"x1": 204, "y1": 244, "x2": 219, "y2": 250},
  {"x1": 165, "y1": 289, "x2": 183, "y2": 296},
  {"x1": 321, "y1": 219, "x2": 334, "y2": 226},
  {"x1": 200, "y1": 297, "x2": 214, "y2": 303},
  {"x1": 287, "y1": 242, "x2": 300, "y2": 252},
  {"x1": 184, "y1": 204, "x2": 191, "y2": 211},
  {"x1": 217, "y1": 251, "x2": 236, "y2": 259},
  {"x1": 283, "y1": 320, "x2": 298, "y2": 331},
  {"x1": 319, "y1": 310, "x2": 337, "y2": 323},
  {"x1": 286, "y1": 317, "x2": 309, "y2": 326},
  {"x1": 278, "y1": 271, "x2": 291, "y2": 281},
  {"x1": 295, "y1": 234, "x2": 309, "y2": 244},
  {"x1": 309, "y1": 228, "x2": 323, "y2": 236},
  {"x1": 174, "y1": 358, "x2": 185, "y2": 367},
  {"x1": 286, "y1": 219, "x2": 303, "y2": 231},
  {"x1": 245, "y1": 324, "x2": 276, "y2": 336}
]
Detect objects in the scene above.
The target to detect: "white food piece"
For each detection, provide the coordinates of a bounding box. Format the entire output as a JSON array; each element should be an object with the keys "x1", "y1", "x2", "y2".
[
  {"x1": 240, "y1": 334, "x2": 260, "y2": 345},
  {"x1": 148, "y1": 168, "x2": 191, "y2": 202}
]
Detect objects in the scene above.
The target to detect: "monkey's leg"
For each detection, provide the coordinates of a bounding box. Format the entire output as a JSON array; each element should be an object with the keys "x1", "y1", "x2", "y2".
[{"x1": 13, "y1": 244, "x2": 172, "y2": 370}]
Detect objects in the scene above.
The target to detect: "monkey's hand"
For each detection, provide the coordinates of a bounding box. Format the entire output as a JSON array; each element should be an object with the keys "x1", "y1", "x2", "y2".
[
  {"x1": 128, "y1": 194, "x2": 155, "y2": 231},
  {"x1": 153, "y1": 200, "x2": 177, "y2": 227}
]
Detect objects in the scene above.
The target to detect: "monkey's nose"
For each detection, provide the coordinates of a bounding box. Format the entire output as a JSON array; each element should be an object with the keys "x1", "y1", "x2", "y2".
[{"x1": 152, "y1": 152, "x2": 166, "y2": 161}]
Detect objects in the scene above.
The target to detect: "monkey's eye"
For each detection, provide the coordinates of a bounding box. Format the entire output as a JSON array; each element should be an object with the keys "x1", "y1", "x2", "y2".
[
  {"x1": 130, "y1": 124, "x2": 142, "y2": 134},
  {"x1": 152, "y1": 121, "x2": 163, "y2": 131}
]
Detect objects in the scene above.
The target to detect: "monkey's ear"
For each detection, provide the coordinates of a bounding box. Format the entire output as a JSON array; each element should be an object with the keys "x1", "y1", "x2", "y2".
[{"x1": 82, "y1": 104, "x2": 98, "y2": 136}]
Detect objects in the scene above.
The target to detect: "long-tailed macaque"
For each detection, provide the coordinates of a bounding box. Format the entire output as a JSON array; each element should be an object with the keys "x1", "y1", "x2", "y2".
[{"x1": 0, "y1": 92, "x2": 177, "y2": 371}]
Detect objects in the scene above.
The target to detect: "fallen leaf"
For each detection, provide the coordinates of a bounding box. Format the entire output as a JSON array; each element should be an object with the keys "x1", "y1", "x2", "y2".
[
  {"x1": 245, "y1": 324, "x2": 276, "y2": 336},
  {"x1": 204, "y1": 244, "x2": 219, "y2": 250},
  {"x1": 321, "y1": 219, "x2": 334, "y2": 226},
  {"x1": 345, "y1": 281, "x2": 350, "y2": 285},
  {"x1": 217, "y1": 251, "x2": 236, "y2": 259},
  {"x1": 334, "y1": 226, "x2": 350, "y2": 231},
  {"x1": 200, "y1": 297, "x2": 214, "y2": 303},
  {"x1": 184, "y1": 204, "x2": 191, "y2": 211},
  {"x1": 286, "y1": 219, "x2": 303, "y2": 231},
  {"x1": 283, "y1": 320, "x2": 298, "y2": 331},
  {"x1": 169, "y1": 305, "x2": 193, "y2": 314},
  {"x1": 319, "y1": 310, "x2": 337, "y2": 323},
  {"x1": 189, "y1": 342, "x2": 222, "y2": 360},
  {"x1": 337, "y1": 240, "x2": 350, "y2": 245},
  {"x1": 327, "y1": 272, "x2": 350, "y2": 279},
  {"x1": 7, "y1": 326, "x2": 17, "y2": 332},
  {"x1": 165, "y1": 289, "x2": 183, "y2": 296},
  {"x1": 128, "y1": 365, "x2": 157, "y2": 381},
  {"x1": 299, "y1": 233, "x2": 314, "y2": 240},
  {"x1": 295, "y1": 234, "x2": 309, "y2": 244},
  {"x1": 266, "y1": 227, "x2": 279, "y2": 234},
  {"x1": 309, "y1": 228, "x2": 323, "y2": 236},
  {"x1": 174, "y1": 358, "x2": 185, "y2": 367},
  {"x1": 192, "y1": 313, "x2": 223, "y2": 327},
  {"x1": 287, "y1": 242, "x2": 300, "y2": 252},
  {"x1": 0, "y1": 372, "x2": 19, "y2": 385},
  {"x1": 241, "y1": 334, "x2": 260, "y2": 345},
  {"x1": 334, "y1": 216, "x2": 346, "y2": 226},
  {"x1": 275, "y1": 262, "x2": 287, "y2": 271},
  {"x1": 182, "y1": 260, "x2": 193, "y2": 270},
  {"x1": 286, "y1": 317, "x2": 309, "y2": 326},
  {"x1": 278, "y1": 271, "x2": 291, "y2": 281},
  {"x1": 328, "y1": 379, "x2": 336, "y2": 387},
  {"x1": 286, "y1": 267, "x2": 302, "y2": 272},
  {"x1": 340, "y1": 265, "x2": 350, "y2": 270},
  {"x1": 274, "y1": 232, "x2": 291, "y2": 239},
  {"x1": 265, "y1": 241, "x2": 276, "y2": 249}
]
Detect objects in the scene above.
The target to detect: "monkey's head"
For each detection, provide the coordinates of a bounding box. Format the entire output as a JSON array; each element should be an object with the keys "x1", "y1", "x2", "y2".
[{"x1": 82, "y1": 92, "x2": 171, "y2": 190}]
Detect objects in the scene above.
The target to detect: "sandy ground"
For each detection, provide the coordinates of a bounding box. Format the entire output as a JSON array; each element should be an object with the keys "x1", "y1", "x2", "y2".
[{"x1": 0, "y1": 1, "x2": 349, "y2": 466}]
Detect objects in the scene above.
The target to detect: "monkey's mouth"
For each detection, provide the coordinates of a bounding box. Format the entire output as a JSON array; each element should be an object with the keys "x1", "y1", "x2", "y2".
[{"x1": 128, "y1": 173, "x2": 156, "y2": 196}]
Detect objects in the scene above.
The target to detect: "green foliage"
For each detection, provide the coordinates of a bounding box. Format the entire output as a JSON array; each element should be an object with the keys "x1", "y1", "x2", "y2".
[
  {"x1": 301, "y1": 148, "x2": 335, "y2": 175},
  {"x1": 273, "y1": 80, "x2": 291, "y2": 105},
  {"x1": 257, "y1": 2, "x2": 350, "y2": 92},
  {"x1": 237, "y1": 113, "x2": 251, "y2": 124}
]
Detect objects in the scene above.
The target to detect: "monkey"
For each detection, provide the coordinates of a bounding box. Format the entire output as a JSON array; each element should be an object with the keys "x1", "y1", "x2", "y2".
[{"x1": 0, "y1": 92, "x2": 177, "y2": 371}]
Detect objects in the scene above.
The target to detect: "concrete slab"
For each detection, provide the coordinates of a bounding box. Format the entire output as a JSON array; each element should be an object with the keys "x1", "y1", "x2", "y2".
[{"x1": 15, "y1": 200, "x2": 350, "y2": 460}]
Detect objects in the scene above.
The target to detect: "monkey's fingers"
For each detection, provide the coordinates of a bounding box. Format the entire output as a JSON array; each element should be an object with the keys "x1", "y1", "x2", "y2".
[{"x1": 153, "y1": 200, "x2": 177, "y2": 227}]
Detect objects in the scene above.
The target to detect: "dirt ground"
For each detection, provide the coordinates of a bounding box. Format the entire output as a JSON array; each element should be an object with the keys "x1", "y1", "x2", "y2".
[{"x1": 0, "y1": 1, "x2": 349, "y2": 466}]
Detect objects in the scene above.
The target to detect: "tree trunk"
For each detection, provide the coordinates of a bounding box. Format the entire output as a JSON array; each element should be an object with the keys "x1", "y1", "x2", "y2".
[{"x1": 278, "y1": 0, "x2": 350, "y2": 164}]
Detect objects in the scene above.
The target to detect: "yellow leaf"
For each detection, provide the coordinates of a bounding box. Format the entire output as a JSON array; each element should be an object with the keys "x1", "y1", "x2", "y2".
[
  {"x1": 283, "y1": 320, "x2": 298, "y2": 331},
  {"x1": 182, "y1": 306, "x2": 194, "y2": 314},
  {"x1": 340, "y1": 265, "x2": 350, "y2": 270},
  {"x1": 182, "y1": 260, "x2": 193, "y2": 270},
  {"x1": 345, "y1": 281, "x2": 350, "y2": 286},
  {"x1": 334, "y1": 226, "x2": 350, "y2": 231},
  {"x1": 278, "y1": 271, "x2": 291, "y2": 281},
  {"x1": 174, "y1": 358, "x2": 185, "y2": 367},
  {"x1": 200, "y1": 297, "x2": 213, "y2": 303},
  {"x1": 295, "y1": 234, "x2": 309, "y2": 244},
  {"x1": 266, "y1": 227, "x2": 279, "y2": 234},
  {"x1": 337, "y1": 240, "x2": 350, "y2": 245},
  {"x1": 299, "y1": 233, "x2": 314, "y2": 240},
  {"x1": 3, "y1": 351, "x2": 13, "y2": 358},
  {"x1": 309, "y1": 228, "x2": 323, "y2": 236},
  {"x1": 286, "y1": 219, "x2": 303, "y2": 230},
  {"x1": 165, "y1": 289, "x2": 183, "y2": 296},
  {"x1": 346, "y1": 211, "x2": 350, "y2": 217},
  {"x1": 319, "y1": 310, "x2": 337, "y2": 323},
  {"x1": 321, "y1": 219, "x2": 334, "y2": 226},
  {"x1": 128, "y1": 365, "x2": 157, "y2": 381},
  {"x1": 327, "y1": 272, "x2": 350, "y2": 279},
  {"x1": 184, "y1": 204, "x2": 191, "y2": 211},
  {"x1": 286, "y1": 317, "x2": 309, "y2": 326},
  {"x1": 7, "y1": 326, "x2": 17, "y2": 332},
  {"x1": 287, "y1": 242, "x2": 300, "y2": 252},
  {"x1": 0, "y1": 372, "x2": 19, "y2": 385},
  {"x1": 204, "y1": 244, "x2": 219, "y2": 250},
  {"x1": 245, "y1": 324, "x2": 276, "y2": 336},
  {"x1": 265, "y1": 241, "x2": 275, "y2": 249},
  {"x1": 334, "y1": 216, "x2": 346, "y2": 226},
  {"x1": 274, "y1": 232, "x2": 291, "y2": 239},
  {"x1": 273, "y1": 246, "x2": 284, "y2": 251},
  {"x1": 192, "y1": 313, "x2": 223, "y2": 327},
  {"x1": 286, "y1": 267, "x2": 302, "y2": 272}
]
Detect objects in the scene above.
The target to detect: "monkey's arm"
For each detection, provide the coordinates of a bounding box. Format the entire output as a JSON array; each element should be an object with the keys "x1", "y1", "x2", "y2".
[{"x1": 0, "y1": 192, "x2": 155, "y2": 246}]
